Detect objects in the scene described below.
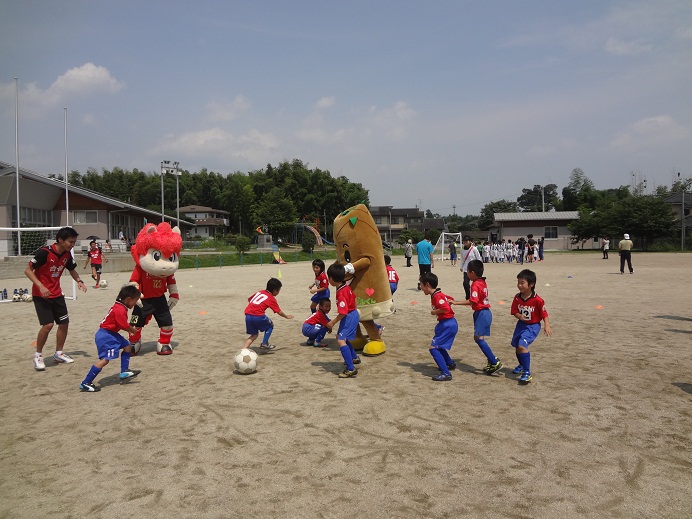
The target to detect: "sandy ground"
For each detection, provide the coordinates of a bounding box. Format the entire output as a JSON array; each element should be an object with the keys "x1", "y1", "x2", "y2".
[{"x1": 0, "y1": 252, "x2": 690, "y2": 518}]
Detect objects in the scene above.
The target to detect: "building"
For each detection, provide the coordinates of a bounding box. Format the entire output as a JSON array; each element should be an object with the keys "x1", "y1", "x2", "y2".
[
  {"x1": 369, "y1": 206, "x2": 447, "y2": 243},
  {"x1": 488, "y1": 211, "x2": 579, "y2": 250},
  {"x1": 178, "y1": 205, "x2": 230, "y2": 239}
]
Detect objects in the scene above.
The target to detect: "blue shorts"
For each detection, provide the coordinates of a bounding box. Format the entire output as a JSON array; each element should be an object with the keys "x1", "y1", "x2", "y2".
[
  {"x1": 245, "y1": 314, "x2": 273, "y2": 335},
  {"x1": 337, "y1": 310, "x2": 359, "y2": 341},
  {"x1": 310, "y1": 288, "x2": 331, "y2": 304},
  {"x1": 302, "y1": 323, "x2": 327, "y2": 342},
  {"x1": 512, "y1": 321, "x2": 541, "y2": 348},
  {"x1": 431, "y1": 317, "x2": 458, "y2": 350},
  {"x1": 95, "y1": 328, "x2": 130, "y2": 360},
  {"x1": 473, "y1": 308, "x2": 492, "y2": 336},
  {"x1": 389, "y1": 282, "x2": 398, "y2": 295}
]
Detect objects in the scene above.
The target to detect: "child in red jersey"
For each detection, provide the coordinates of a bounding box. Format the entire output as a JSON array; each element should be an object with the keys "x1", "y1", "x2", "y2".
[
  {"x1": 302, "y1": 298, "x2": 332, "y2": 347},
  {"x1": 79, "y1": 285, "x2": 142, "y2": 392},
  {"x1": 420, "y1": 272, "x2": 458, "y2": 381},
  {"x1": 308, "y1": 259, "x2": 330, "y2": 313},
  {"x1": 511, "y1": 269, "x2": 552, "y2": 384},
  {"x1": 244, "y1": 278, "x2": 294, "y2": 351},
  {"x1": 83, "y1": 240, "x2": 108, "y2": 288},
  {"x1": 326, "y1": 263, "x2": 360, "y2": 378},
  {"x1": 24, "y1": 227, "x2": 88, "y2": 371},
  {"x1": 384, "y1": 254, "x2": 399, "y2": 295}
]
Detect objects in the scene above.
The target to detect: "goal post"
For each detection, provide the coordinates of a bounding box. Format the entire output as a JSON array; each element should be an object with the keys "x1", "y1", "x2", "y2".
[
  {"x1": 433, "y1": 232, "x2": 463, "y2": 262},
  {"x1": 0, "y1": 226, "x2": 78, "y2": 301}
]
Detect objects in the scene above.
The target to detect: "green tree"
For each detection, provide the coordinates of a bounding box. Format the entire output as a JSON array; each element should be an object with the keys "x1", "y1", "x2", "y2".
[
  {"x1": 517, "y1": 184, "x2": 559, "y2": 212},
  {"x1": 478, "y1": 200, "x2": 518, "y2": 230},
  {"x1": 235, "y1": 235, "x2": 252, "y2": 254},
  {"x1": 253, "y1": 187, "x2": 297, "y2": 240},
  {"x1": 397, "y1": 229, "x2": 424, "y2": 245}
]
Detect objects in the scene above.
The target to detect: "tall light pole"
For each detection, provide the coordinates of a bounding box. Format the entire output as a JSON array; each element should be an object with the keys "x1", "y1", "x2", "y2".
[
  {"x1": 160, "y1": 160, "x2": 180, "y2": 225},
  {"x1": 679, "y1": 172, "x2": 685, "y2": 251},
  {"x1": 160, "y1": 161, "x2": 167, "y2": 222}
]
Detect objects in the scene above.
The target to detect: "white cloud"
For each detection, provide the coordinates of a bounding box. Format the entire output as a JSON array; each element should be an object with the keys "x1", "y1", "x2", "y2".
[
  {"x1": 315, "y1": 96, "x2": 335, "y2": 109},
  {"x1": 604, "y1": 37, "x2": 653, "y2": 55},
  {"x1": 206, "y1": 95, "x2": 251, "y2": 122},
  {"x1": 611, "y1": 115, "x2": 689, "y2": 151}
]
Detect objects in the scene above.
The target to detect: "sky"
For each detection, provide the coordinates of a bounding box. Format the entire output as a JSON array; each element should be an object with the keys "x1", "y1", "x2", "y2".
[{"x1": 1, "y1": 0, "x2": 691, "y2": 216}]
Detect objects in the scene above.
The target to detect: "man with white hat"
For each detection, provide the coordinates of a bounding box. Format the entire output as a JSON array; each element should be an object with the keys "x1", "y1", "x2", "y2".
[{"x1": 618, "y1": 233, "x2": 634, "y2": 274}]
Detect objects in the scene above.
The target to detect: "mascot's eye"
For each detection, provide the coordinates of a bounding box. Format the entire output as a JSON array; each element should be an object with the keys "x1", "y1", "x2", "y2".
[
  {"x1": 169, "y1": 253, "x2": 178, "y2": 262},
  {"x1": 152, "y1": 250, "x2": 162, "y2": 261},
  {"x1": 344, "y1": 250, "x2": 351, "y2": 262}
]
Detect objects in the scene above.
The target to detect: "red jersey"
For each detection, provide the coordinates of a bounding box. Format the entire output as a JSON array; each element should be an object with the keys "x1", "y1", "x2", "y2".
[
  {"x1": 431, "y1": 288, "x2": 455, "y2": 321},
  {"x1": 469, "y1": 278, "x2": 491, "y2": 311},
  {"x1": 130, "y1": 264, "x2": 176, "y2": 299},
  {"x1": 304, "y1": 310, "x2": 330, "y2": 327},
  {"x1": 335, "y1": 284, "x2": 357, "y2": 316},
  {"x1": 29, "y1": 244, "x2": 77, "y2": 298},
  {"x1": 245, "y1": 290, "x2": 282, "y2": 316},
  {"x1": 386, "y1": 265, "x2": 399, "y2": 284},
  {"x1": 511, "y1": 292, "x2": 548, "y2": 324},
  {"x1": 314, "y1": 272, "x2": 329, "y2": 291},
  {"x1": 88, "y1": 247, "x2": 104, "y2": 265},
  {"x1": 99, "y1": 301, "x2": 131, "y2": 333}
]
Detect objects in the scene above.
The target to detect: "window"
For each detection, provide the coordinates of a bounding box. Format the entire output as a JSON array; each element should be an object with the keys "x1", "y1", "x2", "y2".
[
  {"x1": 73, "y1": 210, "x2": 98, "y2": 224},
  {"x1": 375, "y1": 217, "x2": 382, "y2": 224},
  {"x1": 14, "y1": 206, "x2": 52, "y2": 226},
  {"x1": 544, "y1": 226, "x2": 558, "y2": 239},
  {"x1": 391, "y1": 216, "x2": 398, "y2": 224}
]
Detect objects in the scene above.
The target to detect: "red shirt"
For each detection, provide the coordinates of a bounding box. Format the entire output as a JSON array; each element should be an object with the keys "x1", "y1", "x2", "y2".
[
  {"x1": 29, "y1": 244, "x2": 77, "y2": 298},
  {"x1": 100, "y1": 301, "x2": 131, "y2": 332},
  {"x1": 511, "y1": 292, "x2": 548, "y2": 324},
  {"x1": 386, "y1": 265, "x2": 399, "y2": 284},
  {"x1": 469, "y1": 278, "x2": 491, "y2": 311},
  {"x1": 130, "y1": 264, "x2": 176, "y2": 299},
  {"x1": 314, "y1": 272, "x2": 329, "y2": 291},
  {"x1": 244, "y1": 290, "x2": 282, "y2": 316},
  {"x1": 304, "y1": 310, "x2": 330, "y2": 326},
  {"x1": 431, "y1": 288, "x2": 455, "y2": 321},
  {"x1": 335, "y1": 284, "x2": 357, "y2": 316},
  {"x1": 88, "y1": 247, "x2": 104, "y2": 265}
]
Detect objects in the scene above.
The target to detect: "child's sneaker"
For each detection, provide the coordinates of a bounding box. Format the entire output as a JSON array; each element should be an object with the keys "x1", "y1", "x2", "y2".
[
  {"x1": 519, "y1": 371, "x2": 533, "y2": 384},
  {"x1": 119, "y1": 369, "x2": 141, "y2": 380},
  {"x1": 53, "y1": 352, "x2": 74, "y2": 364},
  {"x1": 315, "y1": 342, "x2": 327, "y2": 348},
  {"x1": 33, "y1": 355, "x2": 46, "y2": 371},
  {"x1": 306, "y1": 340, "x2": 315, "y2": 346},
  {"x1": 259, "y1": 343, "x2": 276, "y2": 351},
  {"x1": 447, "y1": 361, "x2": 457, "y2": 371},
  {"x1": 338, "y1": 369, "x2": 358, "y2": 378},
  {"x1": 432, "y1": 373, "x2": 452, "y2": 381},
  {"x1": 352, "y1": 357, "x2": 361, "y2": 365},
  {"x1": 484, "y1": 359, "x2": 503, "y2": 374},
  {"x1": 79, "y1": 382, "x2": 100, "y2": 392},
  {"x1": 512, "y1": 365, "x2": 523, "y2": 374}
]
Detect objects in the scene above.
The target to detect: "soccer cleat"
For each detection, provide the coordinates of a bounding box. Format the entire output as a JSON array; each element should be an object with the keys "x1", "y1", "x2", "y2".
[
  {"x1": 80, "y1": 382, "x2": 100, "y2": 392},
  {"x1": 53, "y1": 352, "x2": 74, "y2": 364},
  {"x1": 484, "y1": 359, "x2": 503, "y2": 374},
  {"x1": 519, "y1": 371, "x2": 533, "y2": 384},
  {"x1": 314, "y1": 342, "x2": 327, "y2": 348},
  {"x1": 33, "y1": 355, "x2": 46, "y2": 371},
  {"x1": 432, "y1": 373, "x2": 452, "y2": 381},
  {"x1": 91, "y1": 274, "x2": 97, "y2": 281},
  {"x1": 94, "y1": 284, "x2": 100, "y2": 289},
  {"x1": 352, "y1": 357, "x2": 361, "y2": 364},
  {"x1": 306, "y1": 340, "x2": 315, "y2": 346},
  {"x1": 447, "y1": 362, "x2": 457, "y2": 371},
  {"x1": 119, "y1": 369, "x2": 141, "y2": 380},
  {"x1": 338, "y1": 369, "x2": 358, "y2": 378},
  {"x1": 512, "y1": 365, "x2": 524, "y2": 374},
  {"x1": 259, "y1": 343, "x2": 276, "y2": 351}
]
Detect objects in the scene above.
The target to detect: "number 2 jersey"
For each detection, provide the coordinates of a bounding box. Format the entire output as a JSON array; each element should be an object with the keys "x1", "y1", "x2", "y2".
[{"x1": 510, "y1": 291, "x2": 548, "y2": 324}]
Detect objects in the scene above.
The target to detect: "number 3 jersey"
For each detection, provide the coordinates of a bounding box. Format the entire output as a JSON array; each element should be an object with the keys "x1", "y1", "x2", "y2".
[{"x1": 510, "y1": 291, "x2": 548, "y2": 324}]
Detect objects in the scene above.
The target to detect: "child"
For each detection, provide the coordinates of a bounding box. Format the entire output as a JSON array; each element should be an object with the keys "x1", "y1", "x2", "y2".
[
  {"x1": 450, "y1": 260, "x2": 502, "y2": 374},
  {"x1": 79, "y1": 285, "x2": 142, "y2": 392},
  {"x1": 511, "y1": 269, "x2": 552, "y2": 383},
  {"x1": 308, "y1": 259, "x2": 330, "y2": 313},
  {"x1": 326, "y1": 263, "x2": 360, "y2": 378},
  {"x1": 302, "y1": 298, "x2": 332, "y2": 347},
  {"x1": 420, "y1": 272, "x2": 458, "y2": 381},
  {"x1": 83, "y1": 239, "x2": 108, "y2": 288},
  {"x1": 384, "y1": 254, "x2": 399, "y2": 295},
  {"x1": 24, "y1": 226, "x2": 88, "y2": 371},
  {"x1": 244, "y1": 278, "x2": 294, "y2": 351}
]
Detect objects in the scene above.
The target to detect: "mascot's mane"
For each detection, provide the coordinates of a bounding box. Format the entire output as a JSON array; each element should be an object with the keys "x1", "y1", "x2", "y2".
[{"x1": 131, "y1": 223, "x2": 182, "y2": 264}]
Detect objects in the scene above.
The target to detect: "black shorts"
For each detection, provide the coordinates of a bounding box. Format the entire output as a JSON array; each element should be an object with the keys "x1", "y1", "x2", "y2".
[
  {"x1": 132, "y1": 295, "x2": 173, "y2": 328},
  {"x1": 33, "y1": 296, "x2": 69, "y2": 326},
  {"x1": 90, "y1": 263, "x2": 102, "y2": 274}
]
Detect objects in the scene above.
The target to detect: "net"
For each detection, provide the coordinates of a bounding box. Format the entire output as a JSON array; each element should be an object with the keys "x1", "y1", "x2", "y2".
[{"x1": 433, "y1": 232, "x2": 463, "y2": 262}]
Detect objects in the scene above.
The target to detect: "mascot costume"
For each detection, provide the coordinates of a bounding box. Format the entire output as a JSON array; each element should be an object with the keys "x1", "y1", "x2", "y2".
[
  {"x1": 128, "y1": 223, "x2": 182, "y2": 355},
  {"x1": 333, "y1": 203, "x2": 395, "y2": 356}
]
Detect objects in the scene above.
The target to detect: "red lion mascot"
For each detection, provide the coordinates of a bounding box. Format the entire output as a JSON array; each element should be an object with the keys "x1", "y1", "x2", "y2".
[{"x1": 128, "y1": 223, "x2": 182, "y2": 355}]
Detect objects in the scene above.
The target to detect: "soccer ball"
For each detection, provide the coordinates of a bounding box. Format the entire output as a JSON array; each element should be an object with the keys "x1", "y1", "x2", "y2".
[
  {"x1": 21, "y1": 293, "x2": 33, "y2": 302},
  {"x1": 12, "y1": 293, "x2": 21, "y2": 302},
  {"x1": 234, "y1": 348, "x2": 258, "y2": 374},
  {"x1": 99, "y1": 280, "x2": 109, "y2": 288}
]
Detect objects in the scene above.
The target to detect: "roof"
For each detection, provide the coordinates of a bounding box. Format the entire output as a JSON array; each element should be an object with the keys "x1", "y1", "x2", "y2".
[
  {"x1": 494, "y1": 211, "x2": 579, "y2": 222},
  {"x1": 664, "y1": 192, "x2": 692, "y2": 204},
  {"x1": 179, "y1": 205, "x2": 229, "y2": 215}
]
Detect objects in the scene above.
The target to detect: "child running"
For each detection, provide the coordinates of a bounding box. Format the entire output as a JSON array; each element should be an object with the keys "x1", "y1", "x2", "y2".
[
  {"x1": 511, "y1": 269, "x2": 552, "y2": 384},
  {"x1": 244, "y1": 278, "x2": 294, "y2": 351},
  {"x1": 79, "y1": 285, "x2": 142, "y2": 392},
  {"x1": 326, "y1": 263, "x2": 360, "y2": 378},
  {"x1": 308, "y1": 259, "x2": 330, "y2": 313},
  {"x1": 83, "y1": 240, "x2": 108, "y2": 288},
  {"x1": 450, "y1": 260, "x2": 502, "y2": 374},
  {"x1": 302, "y1": 298, "x2": 332, "y2": 347},
  {"x1": 420, "y1": 272, "x2": 458, "y2": 381}
]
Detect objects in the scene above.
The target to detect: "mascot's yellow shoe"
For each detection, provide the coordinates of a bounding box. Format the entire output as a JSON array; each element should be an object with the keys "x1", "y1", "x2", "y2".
[
  {"x1": 350, "y1": 336, "x2": 368, "y2": 351},
  {"x1": 363, "y1": 340, "x2": 386, "y2": 356}
]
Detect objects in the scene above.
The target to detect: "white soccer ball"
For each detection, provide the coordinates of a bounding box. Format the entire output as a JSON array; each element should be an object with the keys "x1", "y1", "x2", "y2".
[
  {"x1": 21, "y1": 293, "x2": 33, "y2": 302},
  {"x1": 234, "y1": 348, "x2": 258, "y2": 374},
  {"x1": 12, "y1": 293, "x2": 21, "y2": 302},
  {"x1": 99, "y1": 280, "x2": 109, "y2": 288}
]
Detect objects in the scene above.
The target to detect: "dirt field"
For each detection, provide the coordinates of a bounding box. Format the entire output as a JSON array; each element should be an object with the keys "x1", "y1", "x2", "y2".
[{"x1": 0, "y1": 252, "x2": 690, "y2": 518}]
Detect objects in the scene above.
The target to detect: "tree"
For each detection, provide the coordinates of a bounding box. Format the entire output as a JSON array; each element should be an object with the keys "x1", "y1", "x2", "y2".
[
  {"x1": 478, "y1": 200, "x2": 518, "y2": 230},
  {"x1": 562, "y1": 169, "x2": 596, "y2": 210},
  {"x1": 397, "y1": 229, "x2": 424, "y2": 245},
  {"x1": 517, "y1": 184, "x2": 558, "y2": 212},
  {"x1": 252, "y1": 187, "x2": 297, "y2": 240}
]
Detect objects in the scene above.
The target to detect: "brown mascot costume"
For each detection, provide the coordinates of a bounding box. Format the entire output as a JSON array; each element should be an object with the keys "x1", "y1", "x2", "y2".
[{"x1": 333, "y1": 203, "x2": 394, "y2": 355}]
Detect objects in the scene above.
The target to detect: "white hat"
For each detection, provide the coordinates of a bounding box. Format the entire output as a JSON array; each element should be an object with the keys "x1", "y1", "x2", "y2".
[{"x1": 624, "y1": 233, "x2": 630, "y2": 239}]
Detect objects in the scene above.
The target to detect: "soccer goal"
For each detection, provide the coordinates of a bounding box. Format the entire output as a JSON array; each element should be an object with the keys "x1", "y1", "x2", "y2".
[
  {"x1": 433, "y1": 232, "x2": 463, "y2": 262},
  {"x1": 0, "y1": 226, "x2": 78, "y2": 302}
]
